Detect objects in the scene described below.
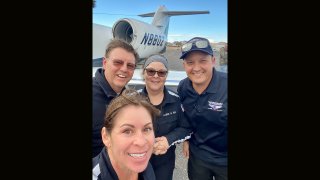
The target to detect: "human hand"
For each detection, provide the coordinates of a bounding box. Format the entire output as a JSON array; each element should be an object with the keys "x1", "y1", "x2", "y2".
[
  {"x1": 153, "y1": 136, "x2": 169, "y2": 155},
  {"x1": 182, "y1": 141, "x2": 189, "y2": 158}
]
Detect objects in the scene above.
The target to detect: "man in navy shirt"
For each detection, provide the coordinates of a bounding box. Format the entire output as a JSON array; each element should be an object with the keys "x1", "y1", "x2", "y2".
[
  {"x1": 92, "y1": 39, "x2": 139, "y2": 157},
  {"x1": 177, "y1": 37, "x2": 228, "y2": 180}
]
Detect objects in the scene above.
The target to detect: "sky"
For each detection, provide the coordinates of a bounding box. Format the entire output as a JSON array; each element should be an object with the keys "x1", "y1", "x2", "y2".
[{"x1": 93, "y1": 0, "x2": 227, "y2": 43}]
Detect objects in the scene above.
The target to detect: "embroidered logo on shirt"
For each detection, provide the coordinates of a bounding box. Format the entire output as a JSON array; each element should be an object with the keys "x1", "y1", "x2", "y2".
[
  {"x1": 208, "y1": 101, "x2": 223, "y2": 111},
  {"x1": 163, "y1": 111, "x2": 176, "y2": 117}
]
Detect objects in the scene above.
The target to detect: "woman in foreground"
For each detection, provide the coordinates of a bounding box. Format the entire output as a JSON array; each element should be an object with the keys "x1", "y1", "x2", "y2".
[{"x1": 92, "y1": 89, "x2": 160, "y2": 180}]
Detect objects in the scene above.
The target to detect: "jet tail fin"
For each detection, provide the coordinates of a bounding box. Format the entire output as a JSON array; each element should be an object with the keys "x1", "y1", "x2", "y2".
[
  {"x1": 138, "y1": 5, "x2": 209, "y2": 37},
  {"x1": 139, "y1": 10, "x2": 210, "y2": 17}
]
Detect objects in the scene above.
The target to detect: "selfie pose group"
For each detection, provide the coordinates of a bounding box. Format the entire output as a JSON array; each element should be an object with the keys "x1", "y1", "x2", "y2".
[{"x1": 92, "y1": 37, "x2": 228, "y2": 180}]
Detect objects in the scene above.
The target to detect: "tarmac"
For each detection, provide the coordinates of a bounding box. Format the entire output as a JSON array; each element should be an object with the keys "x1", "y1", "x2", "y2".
[{"x1": 173, "y1": 143, "x2": 189, "y2": 180}]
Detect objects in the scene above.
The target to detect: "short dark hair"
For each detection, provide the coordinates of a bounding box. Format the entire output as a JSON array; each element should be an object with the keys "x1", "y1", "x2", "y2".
[
  {"x1": 105, "y1": 39, "x2": 139, "y2": 64},
  {"x1": 104, "y1": 89, "x2": 160, "y2": 133}
]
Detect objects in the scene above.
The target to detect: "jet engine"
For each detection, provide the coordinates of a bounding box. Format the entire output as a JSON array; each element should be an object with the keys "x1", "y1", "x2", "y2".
[{"x1": 112, "y1": 18, "x2": 167, "y2": 59}]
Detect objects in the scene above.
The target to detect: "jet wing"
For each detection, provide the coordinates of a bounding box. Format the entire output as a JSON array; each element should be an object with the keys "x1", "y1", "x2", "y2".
[{"x1": 92, "y1": 67, "x2": 187, "y2": 89}]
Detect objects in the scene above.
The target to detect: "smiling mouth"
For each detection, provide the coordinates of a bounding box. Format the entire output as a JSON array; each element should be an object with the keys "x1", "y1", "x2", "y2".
[
  {"x1": 128, "y1": 152, "x2": 146, "y2": 158},
  {"x1": 192, "y1": 72, "x2": 203, "y2": 76},
  {"x1": 117, "y1": 74, "x2": 126, "y2": 78}
]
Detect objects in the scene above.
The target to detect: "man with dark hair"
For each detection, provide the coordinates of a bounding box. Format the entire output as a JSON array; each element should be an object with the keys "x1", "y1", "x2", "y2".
[
  {"x1": 92, "y1": 39, "x2": 139, "y2": 157},
  {"x1": 178, "y1": 37, "x2": 228, "y2": 180}
]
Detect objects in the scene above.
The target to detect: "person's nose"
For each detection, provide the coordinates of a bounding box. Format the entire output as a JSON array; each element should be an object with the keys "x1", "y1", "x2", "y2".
[
  {"x1": 119, "y1": 63, "x2": 128, "y2": 72},
  {"x1": 153, "y1": 72, "x2": 159, "y2": 78},
  {"x1": 193, "y1": 61, "x2": 201, "y2": 71},
  {"x1": 133, "y1": 131, "x2": 148, "y2": 146}
]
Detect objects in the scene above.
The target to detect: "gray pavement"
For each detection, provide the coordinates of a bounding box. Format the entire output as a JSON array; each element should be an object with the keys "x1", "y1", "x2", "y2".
[
  {"x1": 173, "y1": 143, "x2": 189, "y2": 180},
  {"x1": 173, "y1": 143, "x2": 215, "y2": 180}
]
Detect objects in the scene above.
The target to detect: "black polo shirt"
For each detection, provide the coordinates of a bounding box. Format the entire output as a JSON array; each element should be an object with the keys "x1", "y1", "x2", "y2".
[{"x1": 177, "y1": 68, "x2": 228, "y2": 166}]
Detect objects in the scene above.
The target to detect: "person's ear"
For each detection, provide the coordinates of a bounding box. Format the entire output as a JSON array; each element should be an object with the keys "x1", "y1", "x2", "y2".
[
  {"x1": 102, "y1": 57, "x2": 108, "y2": 70},
  {"x1": 101, "y1": 127, "x2": 111, "y2": 148},
  {"x1": 211, "y1": 56, "x2": 216, "y2": 67}
]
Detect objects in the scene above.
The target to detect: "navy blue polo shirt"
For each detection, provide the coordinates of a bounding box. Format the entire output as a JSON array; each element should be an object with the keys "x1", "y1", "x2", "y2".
[{"x1": 177, "y1": 68, "x2": 228, "y2": 166}]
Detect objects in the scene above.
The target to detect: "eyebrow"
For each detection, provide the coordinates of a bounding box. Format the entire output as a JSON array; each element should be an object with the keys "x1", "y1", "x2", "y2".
[
  {"x1": 120, "y1": 122, "x2": 152, "y2": 128},
  {"x1": 111, "y1": 58, "x2": 135, "y2": 63}
]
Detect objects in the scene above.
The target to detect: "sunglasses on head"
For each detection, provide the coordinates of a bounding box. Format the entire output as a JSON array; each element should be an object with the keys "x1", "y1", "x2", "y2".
[
  {"x1": 181, "y1": 40, "x2": 209, "y2": 52},
  {"x1": 144, "y1": 68, "x2": 167, "y2": 77}
]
